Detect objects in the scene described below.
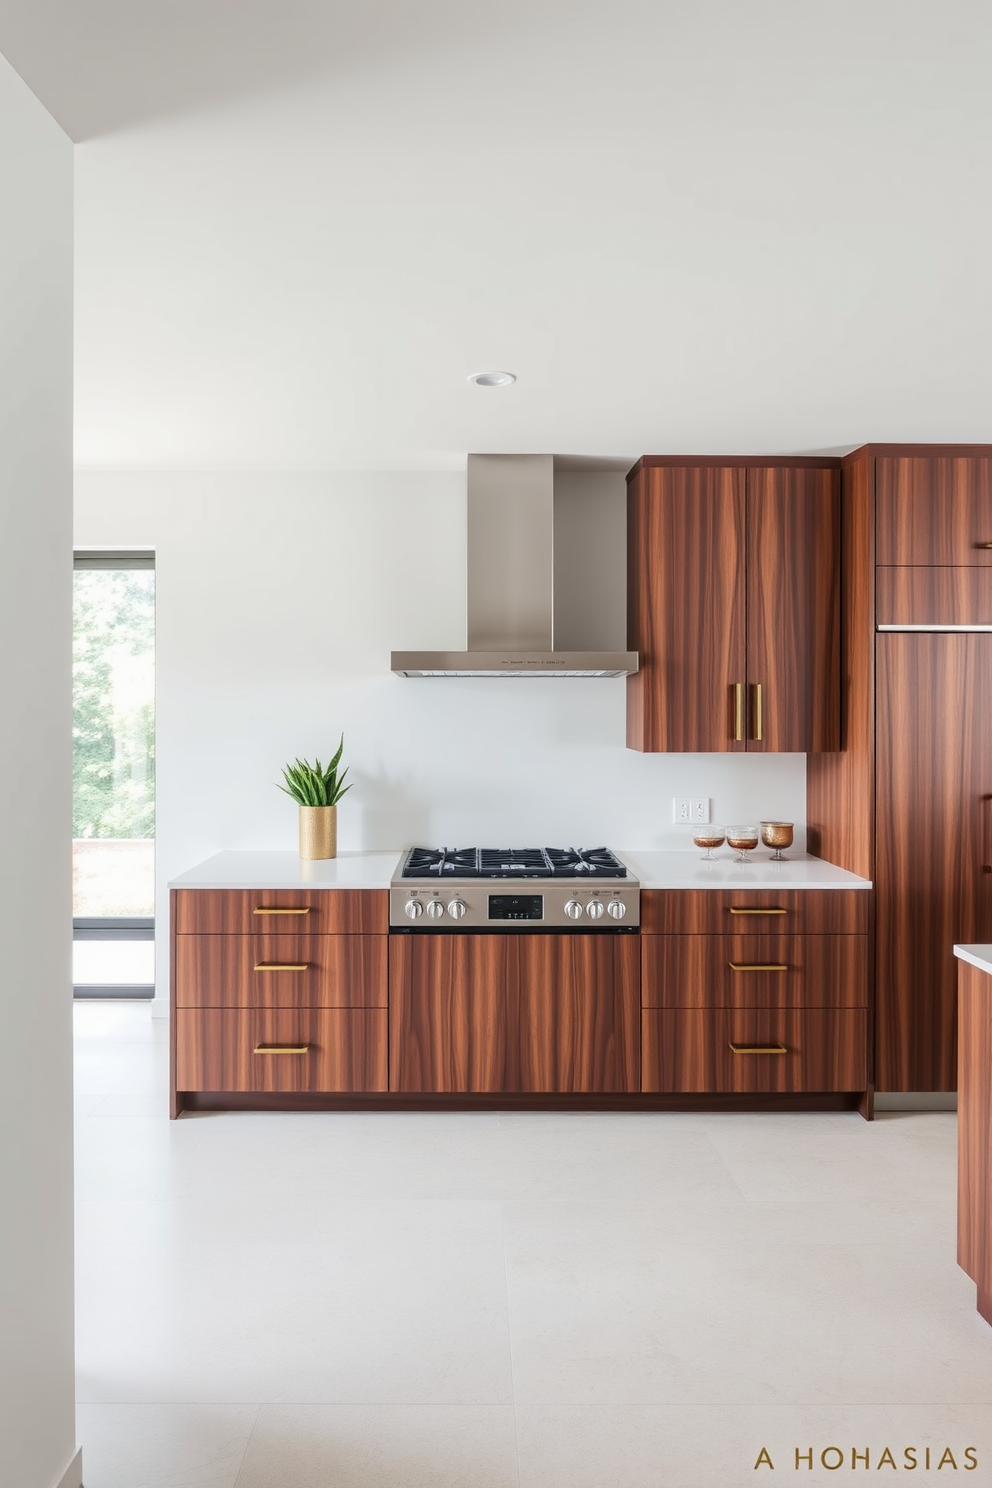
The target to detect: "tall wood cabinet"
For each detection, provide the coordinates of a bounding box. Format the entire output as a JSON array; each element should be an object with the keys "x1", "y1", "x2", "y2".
[
  {"x1": 626, "y1": 458, "x2": 840, "y2": 754},
  {"x1": 808, "y1": 445, "x2": 992, "y2": 1093}
]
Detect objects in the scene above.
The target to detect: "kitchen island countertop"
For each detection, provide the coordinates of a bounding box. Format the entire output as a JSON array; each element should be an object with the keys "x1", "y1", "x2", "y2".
[{"x1": 169, "y1": 849, "x2": 871, "y2": 892}]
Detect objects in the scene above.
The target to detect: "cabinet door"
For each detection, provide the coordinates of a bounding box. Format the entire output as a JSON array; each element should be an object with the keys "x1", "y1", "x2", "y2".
[
  {"x1": 389, "y1": 934, "x2": 640, "y2": 1093},
  {"x1": 876, "y1": 456, "x2": 992, "y2": 565},
  {"x1": 957, "y1": 961, "x2": 992, "y2": 1315},
  {"x1": 175, "y1": 1008, "x2": 388, "y2": 1092},
  {"x1": 627, "y1": 464, "x2": 746, "y2": 752},
  {"x1": 746, "y1": 467, "x2": 840, "y2": 752},
  {"x1": 876, "y1": 635, "x2": 992, "y2": 1091}
]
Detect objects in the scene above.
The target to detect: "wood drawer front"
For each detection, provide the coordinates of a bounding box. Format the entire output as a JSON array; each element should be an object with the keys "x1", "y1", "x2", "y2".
[
  {"x1": 876, "y1": 456, "x2": 992, "y2": 566},
  {"x1": 175, "y1": 934, "x2": 387, "y2": 1009},
  {"x1": 176, "y1": 1008, "x2": 387, "y2": 1092},
  {"x1": 877, "y1": 567, "x2": 992, "y2": 627},
  {"x1": 640, "y1": 889, "x2": 867, "y2": 935},
  {"x1": 641, "y1": 935, "x2": 867, "y2": 1011},
  {"x1": 642, "y1": 1008, "x2": 868, "y2": 1093},
  {"x1": 173, "y1": 888, "x2": 388, "y2": 935}
]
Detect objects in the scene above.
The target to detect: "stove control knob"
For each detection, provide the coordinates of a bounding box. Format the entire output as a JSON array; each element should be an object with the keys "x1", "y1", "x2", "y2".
[
  {"x1": 607, "y1": 899, "x2": 627, "y2": 919},
  {"x1": 564, "y1": 899, "x2": 584, "y2": 920},
  {"x1": 426, "y1": 899, "x2": 446, "y2": 919},
  {"x1": 405, "y1": 898, "x2": 424, "y2": 919},
  {"x1": 447, "y1": 898, "x2": 467, "y2": 919},
  {"x1": 586, "y1": 899, "x2": 605, "y2": 919}
]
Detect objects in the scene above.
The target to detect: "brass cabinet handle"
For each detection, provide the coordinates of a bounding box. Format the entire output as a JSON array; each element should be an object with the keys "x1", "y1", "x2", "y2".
[
  {"x1": 975, "y1": 542, "x2": 992, "y2": 549},
  {"x1": 753, "y1": 682, "x2": 763, "y2": 741},
  {"x1": 983, "y1": 794, "x2": 992, "y2": 874},
  {"x1": 253, "y1": 1044, "x2": 311, "y2": 1055},
  {"x1": 734, "y1": 682, "x2": 744, "y2": 742},
  {"x1": 253, "y1": 906, "x2": 310, "y2": 916},
  {"x1": 728, "y1": 1042, "x2": 788, "y2": 1055},
  {"x1": 728, "y1": 962, "x2": 788, "y2": 972},
  {"x1": 729, "y1": 907, "x2": 787, "y2": 916},
  {"x1": 253, "y1": 962, "x2": 310, "y2": 972}
]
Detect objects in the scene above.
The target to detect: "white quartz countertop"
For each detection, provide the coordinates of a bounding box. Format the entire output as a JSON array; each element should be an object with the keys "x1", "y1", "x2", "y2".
[
  {"x1": 617, "y1": 851, "x2": 870, "y2": 890},
  {"x1": 170, "y1": 849, "x2": 870, "y2": 892},
  {"x1": 955, "y1": 945, "x2": 992, "y2": 974},
  {"x1": 170, "y1": 851, "x2": 400, "y2": 890}
]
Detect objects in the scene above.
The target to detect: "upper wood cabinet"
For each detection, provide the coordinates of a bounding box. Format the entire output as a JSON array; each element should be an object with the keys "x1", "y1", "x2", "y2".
[
  {"x1": 876, "y1": 455, "x2": 992, "y2": 565},
  {"x1": 626, "y1": 459, "x2": 840, "y2": 753}
]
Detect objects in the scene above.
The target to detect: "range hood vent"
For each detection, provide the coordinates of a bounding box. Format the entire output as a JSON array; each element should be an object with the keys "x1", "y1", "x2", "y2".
[{"x1": 391, "y1": 454, "x2": 638, "y2": 679}]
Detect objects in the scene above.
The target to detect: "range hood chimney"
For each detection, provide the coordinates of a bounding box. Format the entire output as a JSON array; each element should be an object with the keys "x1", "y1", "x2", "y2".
[{"x1": 391, "y1": 454, "x2": 639, "y2": 678}]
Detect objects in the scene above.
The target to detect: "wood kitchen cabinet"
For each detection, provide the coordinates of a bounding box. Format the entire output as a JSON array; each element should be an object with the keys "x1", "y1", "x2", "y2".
[
  {"x1": 170, "y1": 888, "x2": 389, "y2": 1115},
  {"x1": 626, "y1": 458, "x2": 840, "y2": 753},
  {"x1": 875, "y1": 634, "x2": 992, "y2": 1090},
  {"x1": 639, "y1": 889, "x2": 869, "y2": 1100},
  {"x1": 807, "y1": 443, "x2": 992, "y2": 1094},
  {"x1": 957, "y1": 956, "x2": 992, "y2": 1327},
  {"x1": 389, "y1": 933, "x2": 640, "y2": 1094}
]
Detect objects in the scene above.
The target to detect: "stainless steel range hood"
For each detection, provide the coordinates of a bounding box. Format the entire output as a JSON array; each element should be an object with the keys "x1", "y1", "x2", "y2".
[{"x1": 391, "y1": 454, "x2": 639, "y2": 678}]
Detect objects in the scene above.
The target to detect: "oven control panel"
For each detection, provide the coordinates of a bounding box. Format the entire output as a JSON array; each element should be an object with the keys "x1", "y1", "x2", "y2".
[{"x1": 389, "y1": 883, "x2": 640, "y2": 929}]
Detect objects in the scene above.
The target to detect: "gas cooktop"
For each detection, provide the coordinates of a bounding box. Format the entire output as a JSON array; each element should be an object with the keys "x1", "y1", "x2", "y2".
[{"x1": 399, "y1": 846, "x2": 629, "y2": 880}]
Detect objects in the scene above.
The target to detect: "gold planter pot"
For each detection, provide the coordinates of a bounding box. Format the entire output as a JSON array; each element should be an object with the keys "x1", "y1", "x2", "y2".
[{"x1": 298, "y1": 804, "x2": 337, "y2": 860}]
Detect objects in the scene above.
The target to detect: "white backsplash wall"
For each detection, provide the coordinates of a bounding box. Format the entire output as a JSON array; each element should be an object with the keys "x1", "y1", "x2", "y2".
[{"x1": 74, "y1": 469, "x2": 807, "y2": 1007}]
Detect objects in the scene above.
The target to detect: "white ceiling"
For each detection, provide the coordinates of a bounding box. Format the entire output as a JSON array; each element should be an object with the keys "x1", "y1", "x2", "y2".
[{"x1": 2, "y1": 0, "x2": 991, "y2": 470}]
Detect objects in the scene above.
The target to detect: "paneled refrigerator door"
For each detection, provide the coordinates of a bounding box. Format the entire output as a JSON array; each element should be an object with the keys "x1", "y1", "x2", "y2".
[{"x1": 875, "y1": 632, "x2": 992, "y2": 1091}]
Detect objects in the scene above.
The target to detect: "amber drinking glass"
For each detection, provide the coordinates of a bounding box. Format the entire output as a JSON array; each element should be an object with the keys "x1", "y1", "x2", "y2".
[
  {"x1": 761, "y1": 821, "x2": 794, "y2": 860},
  {"x1": 727, "y1": 824, "x2": 760, "y2": 862},
  {"x1": 692, "y1": 826, "x2": 726, "y2": 860}
]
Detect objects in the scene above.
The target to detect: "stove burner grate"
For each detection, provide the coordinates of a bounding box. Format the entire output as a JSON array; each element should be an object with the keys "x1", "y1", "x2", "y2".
[{"x1": 400, "y1": 847, "x2": 628, "y2": 880}]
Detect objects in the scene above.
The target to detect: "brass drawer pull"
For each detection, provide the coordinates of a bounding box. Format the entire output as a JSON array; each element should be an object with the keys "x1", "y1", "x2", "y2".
[
  {"x1": 728, "y1": 962, "x2": 788, "y2": 973},
  {"x1": 975, "y1": 542, "x2": 992, "y2": 550},
  {"x1": 254, "y1": 962, "x2": 310, "y2": 972},
  {"x1": 728, "y1": 1042, "x2": 788, "y2": 1056},
  {"x1": 253, "y1": 1043, "x2": 311, "y2": 1055},
  {"x1": 734, "y1": 682, "x2": 744, "y2": 742},
  {"x1": 729, "y1": 907, "x2": 787, "y2": 916},
  {"x1": 753, "y1": 681, "x2": 763, "y2": 741},
  {"x1": 253, "y1": 906, "x2": 310, "y2": 916}
]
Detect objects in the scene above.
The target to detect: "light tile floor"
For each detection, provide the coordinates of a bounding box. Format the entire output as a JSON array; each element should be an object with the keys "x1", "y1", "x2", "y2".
[{"x1": 75, "y1": 1003, "x2": 992, "y2": 1487}]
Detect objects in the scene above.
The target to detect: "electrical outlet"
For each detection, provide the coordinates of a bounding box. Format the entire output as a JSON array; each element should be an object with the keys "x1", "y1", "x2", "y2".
[
  {"x1": 691, "y1": 798, "x2": 710, "y2": 822},
  {"x1": 672, "y1": 798, "x2": 691, "y2": 822}
]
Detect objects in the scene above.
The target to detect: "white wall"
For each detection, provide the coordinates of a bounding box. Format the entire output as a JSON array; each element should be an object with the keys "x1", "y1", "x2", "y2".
[
  {"x1": 74, "y1": 469, "x2": 806, "y2": 1008},
  {"x1": 0, "y1": 52, "x2": 79, "y2": 1488}
]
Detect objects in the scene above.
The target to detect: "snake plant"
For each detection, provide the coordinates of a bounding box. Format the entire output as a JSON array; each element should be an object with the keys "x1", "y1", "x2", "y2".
[{"x1": 277, "y1": 737, "x2": 351, "y2": 807}]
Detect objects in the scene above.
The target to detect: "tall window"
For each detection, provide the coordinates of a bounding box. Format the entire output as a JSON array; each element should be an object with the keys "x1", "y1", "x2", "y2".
[{"x1": 72, "y1": 552, "x2": 155, "y2": 997}]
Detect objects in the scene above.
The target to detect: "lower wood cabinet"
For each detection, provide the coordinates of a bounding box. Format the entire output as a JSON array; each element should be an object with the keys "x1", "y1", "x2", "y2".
[
  {"x1": 176, "y1": 1008, "x2": 388, "y2": 1093},
  {"x1": 171, "y1": 884, "x2": 869, "y2": 1113},
  {"x1": 639, "y1": 888, "x2": 870, "y2": 1101},
  {"x1": 389, "y1": 932, "x2": 640, "y2": 1093},
  {"x1": 958, "y1": 959, "x2": 992, "y2": 1326},
  {"x1": 642, "y1": 1008, "x2": 867, "y2": 1093}
]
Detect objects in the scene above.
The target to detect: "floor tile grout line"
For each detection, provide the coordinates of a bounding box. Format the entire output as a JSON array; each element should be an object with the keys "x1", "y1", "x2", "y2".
[
  {"x1": 231, "y1": 1401, "x2": 262, "y2": 1488},
  {"x1": 501, "y1": 1199, "x2": 524, "y2": 1488}
]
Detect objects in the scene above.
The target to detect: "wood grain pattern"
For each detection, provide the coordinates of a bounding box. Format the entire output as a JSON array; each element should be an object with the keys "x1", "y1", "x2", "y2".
[
  {"x1": 876, "y1": 634, "x2": 992, "y2": 1090},
  {"x1": 626, "y1": 464, "x2": 746, "y2": 752},
  {"x1": 641, "y1": 935, "x2": 867, "y2": 1011},
  {"x1": 876, "y1": 456, "x2": 992, "y2": 565},
  {"x1": 746, "y1": 466, "x2": 841, "y2": 752},
  {"x1": 640, "y1": 888, "x2": 867, "y2": 936},
  {"x1": 173, "y1": 888, "x2": 388, "y2": 935},
  {"x1": 174, "y1": 933, "x2": 387, "y2": 1009},
  {"x1": 806, "y1": 449, "x2": 875, "y2": 878},
  {"x1": 389, "y1": 933, "x2": 640, "y2": 1094},
  {"x1": 877, "y1": 566, "x2": 992, "y2": 627},
  {"x1": 957, "y1": 961, "x2": 992, "y2": 1307},
  {"x1": 175, "y1": 1007, "x2": 388, "y2": 1092},
  {"x1": 642, "y1": 1008, "x2": 868, "y2": 1093}
]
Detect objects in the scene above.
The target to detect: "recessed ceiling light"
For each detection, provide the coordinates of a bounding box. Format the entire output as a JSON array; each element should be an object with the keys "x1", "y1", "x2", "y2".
[{"x1": 468, "y1": 370, "x2": 516, "y2": 387}]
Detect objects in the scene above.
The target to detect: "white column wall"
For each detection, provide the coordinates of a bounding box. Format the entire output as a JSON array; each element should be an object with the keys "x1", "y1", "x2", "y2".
[{"x1": 0, "y1": 51, "x2": 78, "y2": 1488}]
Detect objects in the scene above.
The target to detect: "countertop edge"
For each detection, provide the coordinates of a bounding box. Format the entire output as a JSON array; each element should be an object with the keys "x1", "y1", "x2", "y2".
[
  {"x1": 168, "y1": 850, "x2": 872, "y2": 893},
  {"x1": 954, "y1": 944, "x2": 992, "y2": 974}
]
